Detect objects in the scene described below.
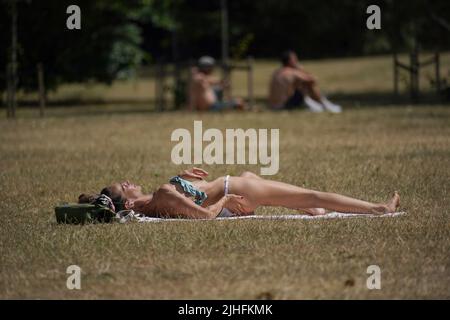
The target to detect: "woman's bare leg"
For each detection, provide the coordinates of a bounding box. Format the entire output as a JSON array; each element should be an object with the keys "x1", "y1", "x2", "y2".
[
  {"x1": 239, "y1": 172, "x2": 327, "y2": 215},
  {"x1": 239, "y1": 171, "x2": 263, "y2": 179},
  {"x1": 250, "y1": 179, "x2": 400, "y2": 215}
]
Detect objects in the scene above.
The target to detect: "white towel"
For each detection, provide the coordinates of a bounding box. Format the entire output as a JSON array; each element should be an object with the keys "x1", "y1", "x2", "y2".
[{"x1": 115, "y1": 210, "x2": 406, "y2": 223}]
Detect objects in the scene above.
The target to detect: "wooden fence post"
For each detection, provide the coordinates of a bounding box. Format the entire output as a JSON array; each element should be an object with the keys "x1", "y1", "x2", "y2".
[
  {"x1": 435, "y1": 52, "x2": 441, "y2": 95},
  {"x1": 410, "y1": 51, "x2": 419, "y2": 101},
  {"x1": 37, "y1": 63, "x2": 46, "y2": 117},
  {"x1": 155, "y1": 63, "x2": 163, "y2": 111},
  {"x1": 247, "y1": 56, "x2": 254, "y2": 109},
  {"x1": 6, "y1": 64, "x2": 11, "y2": 118},
  {"x1": 9, "y1": 0, "x2": 18, "y2": 118},
  {"x1": 393, "y1": 53, "x2": 399, "y2": 98}
]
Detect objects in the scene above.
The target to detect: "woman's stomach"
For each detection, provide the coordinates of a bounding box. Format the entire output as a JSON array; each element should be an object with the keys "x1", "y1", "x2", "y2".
[{"x1": 194, "y1": 177, "x2": 225, "y2": 207}]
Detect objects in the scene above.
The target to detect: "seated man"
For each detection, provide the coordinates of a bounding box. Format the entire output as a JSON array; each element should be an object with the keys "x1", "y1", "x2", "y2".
[
  {"x1": 268, "y1": 50, "x2": 342, "y2": 112},
  {"x1": 188, "y1": 56, "x2": 244, "y2": 111}
]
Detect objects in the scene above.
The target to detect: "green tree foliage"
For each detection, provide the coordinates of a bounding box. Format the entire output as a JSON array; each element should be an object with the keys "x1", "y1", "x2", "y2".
[
  {"x1": 1, "y1": 0, "x2": 449, "y2": 93},
  {"x1": 0, "y1": 0, "x2": 174, "y2": 91},
  {"x1": 152, "y1": 0, "x2": 449, "y2": 61}
]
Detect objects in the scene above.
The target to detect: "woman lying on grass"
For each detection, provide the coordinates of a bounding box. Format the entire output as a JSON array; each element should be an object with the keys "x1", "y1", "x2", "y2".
[{"x1": 79, "y1": 168, "x2": 400, "y2": 219}]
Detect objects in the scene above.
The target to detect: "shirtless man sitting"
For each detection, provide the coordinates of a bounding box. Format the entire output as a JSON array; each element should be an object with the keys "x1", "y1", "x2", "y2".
[
  {"x1": 268, "y1": 50, "x2": 342, "y2": 112},
  {"x1": 188, "y1": 56, "x2": 244, "y2": 111}
]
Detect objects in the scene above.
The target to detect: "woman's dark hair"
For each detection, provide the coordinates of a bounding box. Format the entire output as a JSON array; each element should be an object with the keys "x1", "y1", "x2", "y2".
[
  {"x1": 100, "y1": 186, "x2": 126, "y2": 211},
  {"x1": 78, "y1": 193, "x2": 97, "y2": 204},
  {"x1": 78, "y1": 186, "x2": 126, "y2": 212}
]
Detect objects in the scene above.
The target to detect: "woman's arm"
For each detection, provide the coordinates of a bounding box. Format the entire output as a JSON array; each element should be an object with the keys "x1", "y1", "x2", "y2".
[
  {"x1": 178, "y1": 167, "x2": 209, "y2": 180},
  {"x1": 154, "y1": 184, "x2": 229, "y2": 219}
]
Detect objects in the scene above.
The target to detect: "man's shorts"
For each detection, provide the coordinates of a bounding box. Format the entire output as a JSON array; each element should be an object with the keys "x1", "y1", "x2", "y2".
[
  {"x1": 210, "y1": 87, "x2": 239, "y2": 111},
  {"x1": 284, "y1": 89, "x2": 304, "y2": 109},
  {"x1": 210, "y1": 100, "x2": 240, "y2": 111}
]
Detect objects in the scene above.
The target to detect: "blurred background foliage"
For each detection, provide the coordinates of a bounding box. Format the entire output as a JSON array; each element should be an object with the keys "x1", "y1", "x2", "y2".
[{"x1": 0, "y1": 0, "x2": 449, "y2": 92}]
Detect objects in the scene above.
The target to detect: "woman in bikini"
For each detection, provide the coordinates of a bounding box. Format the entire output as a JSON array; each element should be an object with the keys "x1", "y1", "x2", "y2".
[{"x1": 79, "y1": 167, "x2": 400, "y2": 219}]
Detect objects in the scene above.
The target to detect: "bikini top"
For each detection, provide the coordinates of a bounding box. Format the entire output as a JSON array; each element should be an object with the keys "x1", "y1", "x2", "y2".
[{"x1": 169, "y1": 176, "x2": 208, "y2": 206}]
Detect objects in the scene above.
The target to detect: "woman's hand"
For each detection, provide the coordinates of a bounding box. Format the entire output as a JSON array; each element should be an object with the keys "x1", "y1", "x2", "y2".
[
  {"x1": 179, "y1": 167, "x2": 209, "y2": 180},
  {"x1": 205, "y1": 194, "x2": 242, "y2": 217},
  {"x1": 224, "y1": 194, "x2": 251, "y2": 216},
  {"x1": 192, "y1": 167, "x2": 208, "y2": 177}
]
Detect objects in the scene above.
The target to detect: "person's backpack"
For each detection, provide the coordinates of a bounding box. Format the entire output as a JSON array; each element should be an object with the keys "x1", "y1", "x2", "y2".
[{"x1": 55, "y1": 194, "x2": 116, "y2": 224}]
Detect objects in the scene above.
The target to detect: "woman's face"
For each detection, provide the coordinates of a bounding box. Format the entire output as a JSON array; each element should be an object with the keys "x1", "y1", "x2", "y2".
[{"x1": 111, "y1": 181, "x2": 144, "y2": 200}]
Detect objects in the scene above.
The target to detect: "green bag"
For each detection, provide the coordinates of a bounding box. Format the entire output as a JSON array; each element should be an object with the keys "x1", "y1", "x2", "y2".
[{"x1": 55, "y1": 203, "x2": 116, "y2": 224}]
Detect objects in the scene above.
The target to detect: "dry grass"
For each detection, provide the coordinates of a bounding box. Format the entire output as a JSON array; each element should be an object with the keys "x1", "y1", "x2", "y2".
[
  {"x1": 1, "y1": 104, "x2": 449, "y2": 299},
  {"x1": 2, "y1": 55, "x2": 450, "y2": 299}
]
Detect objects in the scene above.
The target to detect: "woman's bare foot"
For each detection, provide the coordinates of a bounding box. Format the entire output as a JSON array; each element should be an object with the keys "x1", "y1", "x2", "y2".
[
  {"x1": 386, "y1": 191, "x2": 400, "y2": 213},
  {"x1": 372, "y1": 191, "x2": 400, "y2": 214},
  {"x1": 299, "y1": 208, "x2": 327, "y2": 216}
]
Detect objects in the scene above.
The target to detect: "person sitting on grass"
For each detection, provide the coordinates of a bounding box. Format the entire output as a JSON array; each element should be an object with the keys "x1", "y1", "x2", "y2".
[
  {"x1": 188, "y1": 56, "x2": 245, "y2": 111},
  {"x1": 268, "y1": 50, "x2": 342, "y2": 113},
  {"x1": 79, "y1": 167, "x2": 400, "y2": 219}
]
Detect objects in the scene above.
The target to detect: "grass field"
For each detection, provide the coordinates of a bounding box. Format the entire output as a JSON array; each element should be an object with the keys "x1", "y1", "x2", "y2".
[
  {"x1": 1, "y1": 106, "x2": 449, "y2": 299},
  {"x1": 1, "y1": 56, "x2": 449, "y2": 299}
]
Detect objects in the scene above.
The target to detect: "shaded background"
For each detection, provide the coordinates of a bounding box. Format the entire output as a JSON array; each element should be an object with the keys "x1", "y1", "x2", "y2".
[{"x1": 0, "y1": 0, "x2": 449, "y2": 101}]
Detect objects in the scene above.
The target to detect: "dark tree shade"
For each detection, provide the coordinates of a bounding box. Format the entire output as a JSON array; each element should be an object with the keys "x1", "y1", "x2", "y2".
[
  {"x1": 1, "y1": 0, "x2": 449, "y2": 93},
  {"x1": 0, "y1": 0, "x2": 160, "y2": 91}
]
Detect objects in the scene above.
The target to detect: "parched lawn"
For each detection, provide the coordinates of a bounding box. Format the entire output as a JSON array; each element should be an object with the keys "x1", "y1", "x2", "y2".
[{"x1": 0, "y1": 105, "x2": 449, "y2": 299}]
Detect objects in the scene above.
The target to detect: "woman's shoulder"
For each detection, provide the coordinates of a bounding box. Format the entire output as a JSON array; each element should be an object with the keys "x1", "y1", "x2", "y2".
[
  {"x1": 155, "y1": 183, "x2": 190, "y2": 204},
  {"x1": 155, "y1": 183, "x2": 177, "y2": 194},
  {"x1": 144, "y1": 185, "x2": 179, "y2": 217}
]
